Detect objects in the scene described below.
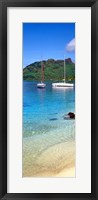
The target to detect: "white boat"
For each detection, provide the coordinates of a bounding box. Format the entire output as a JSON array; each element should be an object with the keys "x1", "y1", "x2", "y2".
[
  {"x1": 37, "y1": 61, "x2": 46, "y2": 88},
  {"x1": 52, "y1": 57, "x2": 74, "y2": 88},
  {"x1": 52, "y1": 82, "x2": 74, "y2": 87},
  {"x1": 37, "y1": 82, "x2": 46, "y2": 88}
]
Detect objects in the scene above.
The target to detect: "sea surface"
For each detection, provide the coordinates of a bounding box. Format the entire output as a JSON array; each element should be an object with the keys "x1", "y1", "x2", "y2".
[{"x1": 23, "y1": 81, "x2": 75, "y2": 177}]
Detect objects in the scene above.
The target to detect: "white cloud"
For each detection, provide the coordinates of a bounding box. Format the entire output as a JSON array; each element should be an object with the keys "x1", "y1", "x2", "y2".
[{"x1": 66, "y1": 38, "x2": 75, "y2": 52}]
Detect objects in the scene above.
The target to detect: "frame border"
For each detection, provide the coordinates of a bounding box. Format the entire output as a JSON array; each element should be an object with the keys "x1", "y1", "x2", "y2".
[{"x1": 0, "y1": 0, "x2": 98, "y2": 199}]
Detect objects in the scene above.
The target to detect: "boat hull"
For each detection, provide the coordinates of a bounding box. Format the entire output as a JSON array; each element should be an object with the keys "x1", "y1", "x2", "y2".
[
  {"x1": 37, "y1": 83, "x2": 46, "y2": 88},
  {"x1": 52, "y1": 82, "x2": 74, "y2": 88}
]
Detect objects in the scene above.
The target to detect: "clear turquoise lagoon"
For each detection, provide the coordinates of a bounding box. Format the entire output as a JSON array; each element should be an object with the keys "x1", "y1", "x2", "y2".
[{"x1": 23, "y1": 81, "x2": 75, "y2": 177}]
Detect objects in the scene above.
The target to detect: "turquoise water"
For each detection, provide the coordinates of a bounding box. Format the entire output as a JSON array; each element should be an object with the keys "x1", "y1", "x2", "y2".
[
  {"x1": 23, "y1": 81, "x2": 75, "y2": 137},
  {"x1": 23, "y1": 81, "x2": 75, "y2": 177}
]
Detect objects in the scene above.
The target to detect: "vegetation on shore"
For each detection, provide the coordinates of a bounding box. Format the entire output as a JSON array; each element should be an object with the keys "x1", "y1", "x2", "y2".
[{"x1": 23, "y1": 58, "x2": 75, "y2": 82}]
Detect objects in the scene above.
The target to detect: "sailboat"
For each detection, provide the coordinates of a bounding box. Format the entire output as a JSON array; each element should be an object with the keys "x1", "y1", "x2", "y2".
[
  {"x1": 52, "y1": 57, "x2": 74, "y2": 88},
  {"x1": 37, "y1": 60, "x2": 46, "y2": 88}
]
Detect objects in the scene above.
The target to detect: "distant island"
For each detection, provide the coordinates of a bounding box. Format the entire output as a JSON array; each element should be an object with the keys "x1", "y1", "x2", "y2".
[{"x1": 23, "y1": 58, "x2": 75, "y2": 82}]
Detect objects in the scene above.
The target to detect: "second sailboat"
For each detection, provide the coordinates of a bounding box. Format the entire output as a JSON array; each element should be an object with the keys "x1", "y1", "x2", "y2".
[{"x1": 37, "y1": 60, "x2": 46, "y2": 88}]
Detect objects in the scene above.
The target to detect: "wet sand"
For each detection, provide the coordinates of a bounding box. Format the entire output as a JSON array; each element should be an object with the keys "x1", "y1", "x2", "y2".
[{"x1": 23, "y1": 136, "x2": 75, "y2": 177}]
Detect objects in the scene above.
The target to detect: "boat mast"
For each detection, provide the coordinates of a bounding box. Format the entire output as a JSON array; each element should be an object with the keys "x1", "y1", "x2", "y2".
[
  {"x1": 64, "y1": 55, "x2": 66, "y2": 83},
  {"x1": 41, "y1": 60, "x2": 44, "y2": 82}
]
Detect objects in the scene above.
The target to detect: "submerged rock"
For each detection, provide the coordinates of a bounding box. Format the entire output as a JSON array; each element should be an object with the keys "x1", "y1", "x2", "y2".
[
  {"x1": 49, "y1": 118, "x2": 58, "y2": 121},
  {"x1": 63, "y1": 112, "x2": 75, "y2": 120}
]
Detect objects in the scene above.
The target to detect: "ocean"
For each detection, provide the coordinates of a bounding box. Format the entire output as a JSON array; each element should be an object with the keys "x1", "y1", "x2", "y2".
[{"x1": 23, "y1": 81, "x2": 75, "y2": 177}]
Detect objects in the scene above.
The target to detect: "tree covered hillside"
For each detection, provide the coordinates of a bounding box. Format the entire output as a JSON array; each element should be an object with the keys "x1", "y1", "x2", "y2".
[{"x1": 23, "y1": 58, "x2": 75, "y2": 82}]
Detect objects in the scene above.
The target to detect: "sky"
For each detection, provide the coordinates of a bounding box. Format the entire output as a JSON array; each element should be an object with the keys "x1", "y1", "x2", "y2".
[{"x1": 23, "y1": 23, "x2": 75, "y2": 67}]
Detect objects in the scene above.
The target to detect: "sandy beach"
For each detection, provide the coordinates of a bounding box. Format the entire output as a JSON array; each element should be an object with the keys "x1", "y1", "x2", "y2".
[
  {"x1": 23, "y1": 136, "x2": 75, "y2": 177},
  {"x1": 55, "y1": 167, "x2": 75, "y2": 177}
]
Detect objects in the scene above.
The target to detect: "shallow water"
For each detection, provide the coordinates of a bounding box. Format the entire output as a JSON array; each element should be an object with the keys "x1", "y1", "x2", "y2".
[{"x1": 23, "y1": 81, "x2": 75, "y2": 177}]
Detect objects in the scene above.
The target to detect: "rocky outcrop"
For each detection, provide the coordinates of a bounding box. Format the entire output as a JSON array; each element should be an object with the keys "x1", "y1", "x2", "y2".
[
  {"x1": 65, "y1": 58, "x2": 72, "y2": 64},
  {"x1": 47, "y1": 59, "x2": 55, "y2": 63},
  {"x1": 63, "y1": 112, "x2": 75, "y2": 120}
]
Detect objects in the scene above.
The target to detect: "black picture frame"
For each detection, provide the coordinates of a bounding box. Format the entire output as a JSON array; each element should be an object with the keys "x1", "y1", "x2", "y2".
[{"x1": 0, "y1": 0, "x2": 98, "y2": 199}]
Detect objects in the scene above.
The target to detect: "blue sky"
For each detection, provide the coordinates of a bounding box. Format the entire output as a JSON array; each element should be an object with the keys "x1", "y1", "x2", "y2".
[{"x1": 23, "y1": 23, "x2": 75, "y2": 67}]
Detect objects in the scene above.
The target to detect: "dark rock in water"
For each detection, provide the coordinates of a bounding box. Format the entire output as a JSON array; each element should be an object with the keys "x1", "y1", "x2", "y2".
[
  {"x1": 68, "y1": 112, "x2": 75, "y2": 119},
  {"x1": 49, "y1": 118, "x2": 58, "y2": 121},
  {"x1": 64, "y1": 112, "x2": 75, "y2": 120},
  {"x1": 24, "y1": 103, "x2": 30, "y2": 107}
]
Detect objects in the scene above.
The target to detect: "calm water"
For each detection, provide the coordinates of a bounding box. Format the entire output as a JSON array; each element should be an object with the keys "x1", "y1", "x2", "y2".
[
  {"x1": 23, "y1": 81, "x2": 75, "y2": 177},
  {"x1": 23, "y1": 81, "x2": 75, "y2": 137}
]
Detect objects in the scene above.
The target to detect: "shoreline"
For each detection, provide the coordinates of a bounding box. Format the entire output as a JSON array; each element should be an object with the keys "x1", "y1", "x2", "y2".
[{"x1": 23, "y1": 138, "x2": 75, "y2": 177}]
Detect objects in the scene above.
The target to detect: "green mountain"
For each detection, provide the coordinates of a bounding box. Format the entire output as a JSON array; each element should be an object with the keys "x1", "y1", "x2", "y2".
[{"x1": 23, "y1": 58, "x2": 75, "y2": 82}]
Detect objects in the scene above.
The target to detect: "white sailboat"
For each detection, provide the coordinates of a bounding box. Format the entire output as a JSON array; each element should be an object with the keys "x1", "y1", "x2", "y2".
[
  {"x1": 52, "y1": 57, "x2": 74, "y2": 88},
  {"x1": 37, "y1": 61, "x2": 46, "y2": 88}
]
